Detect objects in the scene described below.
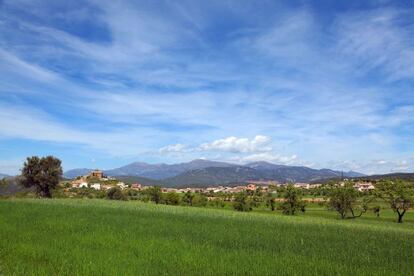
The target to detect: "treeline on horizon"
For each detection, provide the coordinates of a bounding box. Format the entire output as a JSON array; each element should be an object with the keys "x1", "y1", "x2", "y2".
[{"x1": 1, "y1": 156, "x2": 413, "y2": 223}]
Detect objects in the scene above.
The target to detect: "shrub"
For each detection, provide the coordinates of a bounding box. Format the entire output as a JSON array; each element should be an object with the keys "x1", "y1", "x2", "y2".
[
  {"x1": 233, "y1": 192, "x2": 252, "y2": 212},
  {"x1": 146, "y1": 186, "x2": 162, "y2": 204},
  {"x1": 106, "y1": 187, "x2": 126, "y2": 200},
  {"x1": 182, "y1": 191, "x2": 195, "y2": 206},
  {"x1": 164, "y1": 192, "x2": 180, "y2": 205},
  {"x1": 192, "y1": 194, "x2": 208, "y2": 207}
]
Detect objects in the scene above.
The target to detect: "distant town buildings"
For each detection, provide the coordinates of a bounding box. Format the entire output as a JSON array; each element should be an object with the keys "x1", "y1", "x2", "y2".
[
  {"x1": 68, "y1": 169, "x2": 376, "y2": 193},
  {"x1": 90, "y1": 170, "x2": 104, "y2": 179}
]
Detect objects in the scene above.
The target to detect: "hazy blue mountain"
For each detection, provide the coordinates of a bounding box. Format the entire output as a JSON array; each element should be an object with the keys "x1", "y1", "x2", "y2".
[
  {"x1": 104, "y1": 159, "x2": 233, "y2": 179},
  {"x1": 344, "y1": 171, "x2": 366, "y2": 177},
  {"x1": 162, "y1": 166, "x2": 261, "y2": 187},
  {"x1": 63, "y1": 168, "x2": 94, "y2": 179},
  {"x1": 64, "y1": 159, "x2": 234, "y2": 179},
  {"x1": 63, "y1": 159, "x2": 365, "y2": 185}
]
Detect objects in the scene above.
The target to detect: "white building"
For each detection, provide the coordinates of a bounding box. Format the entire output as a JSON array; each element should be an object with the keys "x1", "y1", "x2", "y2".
[
  {"x1": 79, "y1": 182, "x2": 88, "y2": 188},
  {"x1": 90, "y1": 183, "x2": 101, "y2": 190},
  {"x1": 116, "y1": 182, "x2": 128, "y2": 190}
]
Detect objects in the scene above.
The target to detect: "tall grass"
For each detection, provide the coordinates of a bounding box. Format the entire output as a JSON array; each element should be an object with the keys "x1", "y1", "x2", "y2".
[{"x1": 0, "y1": 199, "x2": 413, "y2": 275}]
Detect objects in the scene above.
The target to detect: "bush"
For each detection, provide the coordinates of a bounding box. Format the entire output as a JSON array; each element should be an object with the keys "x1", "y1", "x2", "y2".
[
  {"x1": 233, "y1": 192, "x2": 252, "y2": 212},
  {"x1": 164, "y1": 192, "x2": 180, "y2": 205},
  {"x1": 192, "y1": 194, "x2": 208, "y2": 207},
  {"x1": 106, "y1": 187, "x2": 126, "y2": 200},
  {"x1": 211, "y1": 198, "x2": 225, "y2": 208},
  {"x1": 182, "y1": 191, "x2": 195, "y2": 206}
]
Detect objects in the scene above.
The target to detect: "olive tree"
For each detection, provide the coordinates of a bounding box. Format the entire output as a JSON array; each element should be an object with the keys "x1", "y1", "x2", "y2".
[
  {"x1": 147, "y1": 186, "x2": 162, "y2": 204},
  {"x1": 280, "y1": 185, "x2": 305, "y2": 215},
  {"x1": 233, "y1": 192, "x2": 252, "y2": 212},
  {"x1": 327, "y1": 182, "x2": 367, "y2": 219},
  {"x1": 375, "y1": 180, "x2": 413, "y2": 223},
  {"x1": 20, "y1": 156, "x2": 62, "y2": 198}
]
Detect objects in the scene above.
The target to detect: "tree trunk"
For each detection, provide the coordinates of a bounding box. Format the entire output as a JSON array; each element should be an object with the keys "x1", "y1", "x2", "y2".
[
  {"x1": 42, "y1": 188, "x2": 52, "y2": 198},
  {"x1": 397, "y1": 210, "x2": 406, "y2": 223}
]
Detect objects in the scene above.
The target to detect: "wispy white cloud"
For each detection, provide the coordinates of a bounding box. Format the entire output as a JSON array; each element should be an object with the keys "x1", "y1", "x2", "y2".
[
  {"x1": 0, "y1": 1, "x2": 413, "y2": 174},
  {"x1": 159, "y1": 143, "x2": 188, "y2": 154},
  {"x1": 333, "y1": 8, "x2": 414, "y2": 81},
  {"x1": 199, "y1": 135, "x2": 272, "y2": 153}
]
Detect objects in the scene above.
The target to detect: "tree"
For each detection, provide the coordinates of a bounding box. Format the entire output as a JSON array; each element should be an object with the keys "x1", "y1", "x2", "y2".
[
  {"x1": 20, "y1": 156, "x2": 62, "y2": 198},
  {"x1": 372, "y1": 206, "x2": 381, "y2": 218},
  {"x1": 327, "y1": 182, "x2": 366, "y2": 219},
  {"x1": 233, "y1": 192, "x2": 252, "y2": 212},
  {"x1": 147, "y1": 186, "x2": 162, "y2": 204},
  {"x1": 265, "y1": 193, "x2": 276, "y2": 211},
  {"x1": 280, "y1": 185, "x2": 305, "y2": 215},
  {"x1": 106, "y1": 187, "x2": 126, "y2": 200},
  {"x1": 375, "y1": 180, "x2": 413, "y2": 223},
  {"x1": 192, "y1": 194, "x2": 208, "y2": 207},
  {"x1": 164, "y1": 192, "x2": 180, "y2": 205},
  {"x1": 182, "y1": 191, "x2": 195, "y2": 206}
]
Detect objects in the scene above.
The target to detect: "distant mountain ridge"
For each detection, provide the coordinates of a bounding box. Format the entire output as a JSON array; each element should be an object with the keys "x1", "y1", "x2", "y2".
[{"x1": 64, "y1": 160, "x2": 365, "y2": 186}]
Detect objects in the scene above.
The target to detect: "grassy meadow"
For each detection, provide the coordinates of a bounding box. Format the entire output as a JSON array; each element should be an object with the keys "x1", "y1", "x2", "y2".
[{"x1": 0, "y1": 198, "x2": 413, "y2": 275}]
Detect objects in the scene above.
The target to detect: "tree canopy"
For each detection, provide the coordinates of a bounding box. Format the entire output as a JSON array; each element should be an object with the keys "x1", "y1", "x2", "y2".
[
  {"x1": 20, "y1": 156, "x2": 62, "y2": 198},
  {"x1": 375, "y1": 180, "x2": 413, "y2": 223}
]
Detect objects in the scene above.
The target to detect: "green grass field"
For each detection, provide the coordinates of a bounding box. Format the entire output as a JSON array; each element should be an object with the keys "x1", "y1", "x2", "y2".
[{"x1": 0, "y1": 199, "x2": 413, "y2": 275}]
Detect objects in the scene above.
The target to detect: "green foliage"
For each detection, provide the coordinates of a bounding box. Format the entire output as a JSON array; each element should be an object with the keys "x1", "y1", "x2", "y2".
[
  {"x1": 375, "y1": 180, "x2": 414, "y2": 223},
  {"x1": 192, "y1": 194, "x2": 207, "y2": 207},
  {"x1": 146, "y1": 186, "x2": 162, "y2": 204},
  {"x1": 327, "y1": 182, "x2": 366, "y2": 219},
  {"x1": 164, "y1": 192, "x2": 180, "y2": 205},
  {"x1": 280, "y1": 185, "x2": 305, "y2": 215},
  {"x1": 182, "y1": 191, "x2": 195, "y2": 206},
  {"x1": 20, "y1": 156, "x2": 63, "y2": 198},
  {"x1": 265, "y1": 193, "x2": 276, "y2": 211},
  {"x1": 106, "y1": 187, "x2": 126, "y2": 201},
  {"x1": 233, "y1": 192, "x2": 252, "y2": 212},
  {"x1": 210, "y1": 197, "x2": 225, "y2": 208}
]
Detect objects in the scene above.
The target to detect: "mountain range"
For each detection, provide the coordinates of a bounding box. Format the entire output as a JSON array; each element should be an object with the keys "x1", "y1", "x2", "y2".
[{"x1": 64, "y1": 159, "x2": 365, "y2": 187}]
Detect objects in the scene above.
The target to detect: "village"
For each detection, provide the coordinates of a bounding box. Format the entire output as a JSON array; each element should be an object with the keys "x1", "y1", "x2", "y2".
[{"x1": 69, "y1": 169, "x2": 376, "y2": 194}]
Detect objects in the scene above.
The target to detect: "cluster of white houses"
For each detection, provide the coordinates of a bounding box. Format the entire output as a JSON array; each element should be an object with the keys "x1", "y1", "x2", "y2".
[{"x1": 70, "y1": 170, "x2": 375, "y2": 193}]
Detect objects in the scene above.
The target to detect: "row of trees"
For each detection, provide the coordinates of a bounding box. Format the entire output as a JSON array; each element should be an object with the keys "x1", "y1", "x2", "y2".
[
  {"x1": 233, "y1": 185, "x2": 306, "y2": 215},
  {"x1": 17, "y1": 156, "x2": 414, "y2": 223},
  {"x1": 327, "y1": 181, "x2": 413, "y2": 223}
]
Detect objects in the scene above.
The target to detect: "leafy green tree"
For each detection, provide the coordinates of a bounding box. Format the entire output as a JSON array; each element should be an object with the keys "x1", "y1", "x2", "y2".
[
  {"x1": 182, "y1": 191, "x2": 195, "y2": 206},
  {"x1": 375, "y1": 180, "x2": 413, "y2": 223},
  {"x1": 192, "y1": 194, "x2": 208, "y2": 207},
  {"x1": 164, "y1": 192, "x2": 180, "y2": 205},
  {"x1": 106, "y1": 187, "x2": 126, "y2": 200},
  {"x1": 265, "y1": 193, "x2": 276, "y2": 211},
  {"x1": 280, "y1": 185, "x2": 305, "y2": 215},
  {"x1": 327, "y1": 182, "x2": 366, "y2": 219},
  {"x1": 211, "y1": 197, "x2": 225, "y2": 208},
  {"x1": 233, "y1": 192, "x2": 252, "y2": 212},
  {"x1": 147, "y1": 186, "x2": 162, "y2": 204},
  {"x1": 20, "y1": 156, "x2": 63, "y2": 198}
]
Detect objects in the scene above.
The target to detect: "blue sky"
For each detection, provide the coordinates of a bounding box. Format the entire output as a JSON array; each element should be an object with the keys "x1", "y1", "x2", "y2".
[{"x1": 1, "y1": 0, "x2": 413, "y2": 175}]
